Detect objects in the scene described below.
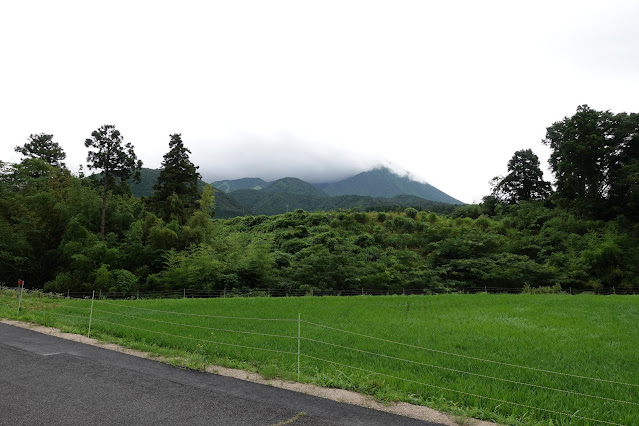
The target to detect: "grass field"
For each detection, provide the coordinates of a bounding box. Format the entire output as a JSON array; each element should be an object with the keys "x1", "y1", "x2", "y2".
[{"x1": 1, "y1": 289, "x2": 638, "y2": 425}]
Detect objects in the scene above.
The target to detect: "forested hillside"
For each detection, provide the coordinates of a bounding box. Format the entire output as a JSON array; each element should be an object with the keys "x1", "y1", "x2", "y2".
[
  {"x1": 1, "y1": 105, "x2": 638, "y2": 294},
  {"x1": 212, "y1": 177, "x2": 271, "y2": 193}
]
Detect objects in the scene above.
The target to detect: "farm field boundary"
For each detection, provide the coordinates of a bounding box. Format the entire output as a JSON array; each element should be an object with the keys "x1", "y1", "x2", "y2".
[{"x1": 19, "y1": 285, "x2": 639, "y2": 301}]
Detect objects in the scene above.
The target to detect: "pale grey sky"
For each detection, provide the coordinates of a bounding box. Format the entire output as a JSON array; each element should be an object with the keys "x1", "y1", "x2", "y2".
[{"x1": 1, "y1": 0, "x2": 638, "y2": 203}]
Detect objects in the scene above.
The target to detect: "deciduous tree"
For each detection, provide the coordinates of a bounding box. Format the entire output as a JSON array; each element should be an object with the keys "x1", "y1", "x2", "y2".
[{"x1": 542, "y1": 105, "x2": 615, "y2": 212}]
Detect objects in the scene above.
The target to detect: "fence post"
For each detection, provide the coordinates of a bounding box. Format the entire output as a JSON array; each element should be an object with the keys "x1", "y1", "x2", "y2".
[
  {"x1": 17, "y1": 281, "x2": 24, "y2": 313},
  {"x1": 297, "y1": 313, "x2": 301, "y2": 382},
  {"x1": 613, "y1": 286, "x2": 616, "y2": 295},
  {"x1": 87, "y1": 291, "x2": 95, "y2": 338},
  {"x1": 361, "y1": 287, "x2": 364, "y2": 296},
  {"x1": 184, "y1": 288, "x2": 186, "y2": 298},
  {"x1": 137, "y1": 289, "x2": 139, "y2": 300}
]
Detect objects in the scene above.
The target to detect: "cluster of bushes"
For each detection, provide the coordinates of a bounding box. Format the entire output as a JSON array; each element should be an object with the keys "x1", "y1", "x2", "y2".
[{"x1": 2, "y1": 160, "x2": 638, "y2": 295}]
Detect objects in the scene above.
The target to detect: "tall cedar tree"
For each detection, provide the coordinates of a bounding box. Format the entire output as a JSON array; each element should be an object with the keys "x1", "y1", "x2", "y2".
[
  {"x1": 85, "y1": 125, "x2": 142, "y2": 239},
  {"x1": 151, "y1": 134, "x2": 202, "y2": 223},
  {"x1": 491, "y1": 149, "x2": 551, "y2": 204},
  {"x1": 15, "y1": 133, "x2": 67, "y2": 168}
]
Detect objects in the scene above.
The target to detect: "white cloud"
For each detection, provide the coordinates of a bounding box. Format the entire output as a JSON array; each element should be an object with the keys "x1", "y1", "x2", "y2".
[{"x1": 1, "y1": 0, "x2": 638, "y2": 203}]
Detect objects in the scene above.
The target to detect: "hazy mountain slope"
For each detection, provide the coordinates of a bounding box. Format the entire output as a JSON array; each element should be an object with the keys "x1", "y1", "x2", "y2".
[
  {"x1": 322, "y1": 167, "x2": 463, "y2": 204},
  {"x1": 212, "y1": 190, "x2": 248, "y2": 218},
  {"x1": 229, "y1": 189, "x2": 324, "y2": 215},
  {"x1": 224, "y1": 191, "x2": 458, "y2": 216},
  {"x1": 128, "y1": 168, "x2": 207, "y2": 197},
  {"x1": 126, "y1": 168, "x2": 244, "y2": 218},
  {"x1": 127, "y1": 168, "x2": 161, "y2": 197},
  {"x1": 226, "y1": 189, "x2": 266, "y2": 211},
  {"x1": 264, "y1": 177, "x2": 329, "y2": 198},
  {"x1": 212, "y1": 178, "x2": 271, "y2": 193}
]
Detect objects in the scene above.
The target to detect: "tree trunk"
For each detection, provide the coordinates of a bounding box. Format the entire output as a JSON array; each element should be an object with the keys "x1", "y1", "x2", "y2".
[{"x1": 100, "y1": 179, "x2": 108, "y2": 240}]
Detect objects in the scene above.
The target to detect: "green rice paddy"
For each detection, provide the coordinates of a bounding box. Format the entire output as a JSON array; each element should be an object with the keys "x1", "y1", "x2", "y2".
[{"x1": 1, "y1": 290, "x2": 637, "y2": 425}]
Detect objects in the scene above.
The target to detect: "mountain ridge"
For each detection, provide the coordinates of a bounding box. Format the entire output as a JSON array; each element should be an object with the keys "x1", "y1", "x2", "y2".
[
  {"x1": 128, "y1": 166, "x2": 463, "y2": 217},
  {"x1": 211, "y1": 166, "x2": 462, "y2": 204},
  {"x1": 322, "y1": 167, "x2": 463, "y2": 204}
]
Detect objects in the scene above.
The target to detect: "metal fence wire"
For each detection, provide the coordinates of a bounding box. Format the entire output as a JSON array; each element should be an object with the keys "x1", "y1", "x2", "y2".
[{"x1": 5, "y1": 285, "x2": 634, "y2": 301}]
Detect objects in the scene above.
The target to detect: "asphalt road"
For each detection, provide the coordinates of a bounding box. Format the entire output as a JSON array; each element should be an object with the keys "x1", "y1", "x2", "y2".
[{"x1": 0, "y1": 323, "x2": 443, "y2": 426}]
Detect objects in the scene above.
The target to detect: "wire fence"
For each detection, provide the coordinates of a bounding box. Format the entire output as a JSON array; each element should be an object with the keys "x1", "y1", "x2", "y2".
[
  {"x1": 4, "y1": 284, "x2": 635, "y2": 301},
  {"x1": 1, "y1": 287, "x2": 637, "y2": 425}
]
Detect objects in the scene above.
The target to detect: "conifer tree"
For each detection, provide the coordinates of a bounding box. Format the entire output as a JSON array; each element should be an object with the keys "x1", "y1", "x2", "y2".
[
  {"x1": 85, "y1": 124, "x2": 142, "y2": 239},
  {"x1": 15, "y1": 133, "x2": 67, "y2": 168},
  {"x1": 151, "y1": 134, "x2": 201, "y2": 223}
]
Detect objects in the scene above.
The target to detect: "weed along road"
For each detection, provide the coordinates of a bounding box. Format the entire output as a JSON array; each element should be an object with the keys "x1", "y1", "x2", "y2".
[{"x1": 0, "y1": 323, "x2": 442, "y2": 426}]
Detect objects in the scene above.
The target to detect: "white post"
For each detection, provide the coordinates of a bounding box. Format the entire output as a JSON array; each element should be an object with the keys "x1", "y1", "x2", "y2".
[
  {"x1": 17, "y1": 281, "x2": 24, "y2": 313},
  {"x1": 297, "y1": 313, "x2": 301, "y2": 381},
  {"x1": 87, "y1": 291, "x2": 95, "y2": 338}
]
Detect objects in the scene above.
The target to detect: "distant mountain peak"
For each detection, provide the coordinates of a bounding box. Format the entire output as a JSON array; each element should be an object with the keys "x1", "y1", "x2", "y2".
[{"x1": 322, "y1": 166, "x2": 463, "y2": 204}]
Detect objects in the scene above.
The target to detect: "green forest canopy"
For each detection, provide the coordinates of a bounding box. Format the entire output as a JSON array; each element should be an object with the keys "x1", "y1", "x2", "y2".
[{"x1": 1, "y1": 105, "x2": 638, "y2": 293}]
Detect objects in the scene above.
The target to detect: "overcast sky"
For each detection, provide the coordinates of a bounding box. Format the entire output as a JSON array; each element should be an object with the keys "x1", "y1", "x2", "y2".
[{"x1": 1, "y1": 0, "x2": 638, "y2": 203}]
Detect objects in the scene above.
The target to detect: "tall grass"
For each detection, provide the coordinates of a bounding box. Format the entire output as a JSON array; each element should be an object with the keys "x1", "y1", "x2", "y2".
[{"x1": 2, "y1": 290, "x2": 638, "y2": 425}]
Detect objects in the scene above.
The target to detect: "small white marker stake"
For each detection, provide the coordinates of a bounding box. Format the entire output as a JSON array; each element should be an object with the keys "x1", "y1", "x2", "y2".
[
  {"x1": 88, "y1": 291, "x2": 95, "y2": 338},
  {"x1": 17, "y1": 279, "x2": 24, "y2": 313},
  {"x1": 297, "y1": 313, "x2": 301, "y2": 382}
]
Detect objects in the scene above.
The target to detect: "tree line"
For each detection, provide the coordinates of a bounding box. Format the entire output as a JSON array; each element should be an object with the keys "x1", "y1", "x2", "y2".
[{"x1": 1, "y1": 105, "x2": 638, "y2": 293}]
